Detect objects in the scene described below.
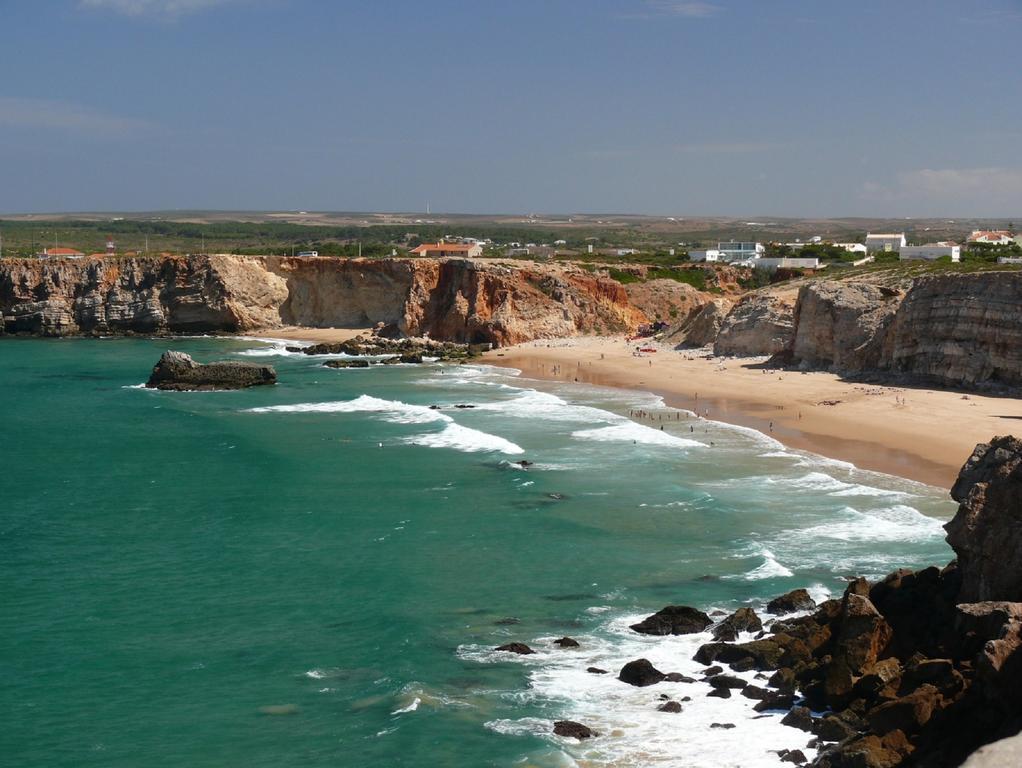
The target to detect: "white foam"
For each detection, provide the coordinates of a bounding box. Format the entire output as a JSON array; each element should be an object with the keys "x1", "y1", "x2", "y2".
[
  {"x1": 122, "y1": 383, "x2": 147, "y2": 389},
  {"x1": 743, "y1": 551, "x2": 795, "y2": 580},
  {"x1": 467, "y1": 611, "x2": 818, "y2": 768},
  {"x1": 247, "y1": 394, "x2": 449, "y2": 425},
  {"x1": 799, "y1": 504, "x2": 945, "y2": 544},
  {"x1": 473, "y1": 389, "x2": 618, "y2": 424},
  {"x1": 391, "y1": 697, "x2": 420, "y2": 715},
  {"x1": 572, "y1": 422, "x2": 703, "y2": 449},
  {"x1": 405, "y1": 423, "x2": 524, "y2": 455}
]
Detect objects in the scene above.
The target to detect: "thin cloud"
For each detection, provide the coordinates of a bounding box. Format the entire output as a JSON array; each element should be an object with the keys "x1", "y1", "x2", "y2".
[
  {"x1": 861, "y1": 167, "x2": 1022, "y2": 216},
  {"x1": 672, "y1": 141, "x2": 779, "y2": 154},
  {"x1": 645, "y1": 1, "x2": 722, "y2": 18},
  {"x1": 79, "y1": 0, "x2": 240, "y2": 18},
  {"x1": 0, "y1": 98, "x2": 152, "y2": 137}
]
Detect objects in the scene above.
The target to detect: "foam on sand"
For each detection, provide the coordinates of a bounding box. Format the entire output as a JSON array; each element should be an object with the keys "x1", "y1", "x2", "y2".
[{"x1": 572, "y1": 422, "x2": 704, "y2": 449}]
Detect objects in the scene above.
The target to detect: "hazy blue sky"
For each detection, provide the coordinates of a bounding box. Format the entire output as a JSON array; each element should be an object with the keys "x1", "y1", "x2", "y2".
[{"x1": 2, "y1": 0, "x2": 1020, "y2": 216}]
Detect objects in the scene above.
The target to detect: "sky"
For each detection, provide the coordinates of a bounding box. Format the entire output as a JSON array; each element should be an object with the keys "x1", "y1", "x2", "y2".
[{"x1": 1, "y1": 0, "x2": 1020, "y2": 217}]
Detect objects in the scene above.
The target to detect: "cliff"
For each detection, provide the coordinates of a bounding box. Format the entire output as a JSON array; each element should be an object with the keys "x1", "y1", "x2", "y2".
[
  {"x1": 0, "y1": 255, "x2": 649, "y2": 346},
  {"x1": 714, "y1": 271, "x2": 1022, "y2": 392}
]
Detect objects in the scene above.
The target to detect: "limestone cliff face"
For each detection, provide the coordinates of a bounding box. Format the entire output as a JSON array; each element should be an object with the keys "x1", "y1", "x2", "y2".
[
  {"x1": 885, "y1": 273, "x2": 1022, "y2": 389},
  {"x1": 0, "y1": 255, "x2": 647, "y2": 345},
  {"x1": 789, "y1": 282, "x2": 902, "y2": 372},
  {"x1": 713, "y1": 288, "x2": 798, "y2": 356},
  {"x1": 714, "y1": 271, "x2": 1022, "y2": 391}
]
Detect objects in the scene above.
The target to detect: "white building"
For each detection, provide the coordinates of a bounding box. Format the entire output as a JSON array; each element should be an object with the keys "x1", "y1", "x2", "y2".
[
  {"x1": 755, "y1": 257, "x2": 821, "y2": 270},
  {"x1": 717, "y1": 241, "x2": 765, "y2": 260},
  {"x1": 833, "y1": 242, "x2": 868, "y2": 254},
  {"x1": 900, "y1": 244, "x2": 960, "y2": 263},
  {"x1": 865, "y1": 233, "x2": 906, "y2": 253},
  {"x1": 688, "y1": 249, "x2": 723, "y2": 262},
  {"x1": 969, "y1": 230, "x2": 1013, "y2": 245}
]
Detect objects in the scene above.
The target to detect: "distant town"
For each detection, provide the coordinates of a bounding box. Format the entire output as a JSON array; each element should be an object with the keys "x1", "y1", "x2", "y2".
[{"x1": 1, "y1": 213, "x2": 1020, "y2": 281}]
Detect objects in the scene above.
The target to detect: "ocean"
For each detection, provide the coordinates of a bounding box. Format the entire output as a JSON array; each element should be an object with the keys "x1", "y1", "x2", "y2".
[{"x1": 1, "y1": 337, "x2": 955, "y2": 768}]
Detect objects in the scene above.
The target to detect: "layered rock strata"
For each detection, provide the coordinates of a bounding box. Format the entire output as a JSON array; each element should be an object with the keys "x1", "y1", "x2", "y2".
[{"x1": 0, "y1": 255, "x2": 651, "y2": 346}]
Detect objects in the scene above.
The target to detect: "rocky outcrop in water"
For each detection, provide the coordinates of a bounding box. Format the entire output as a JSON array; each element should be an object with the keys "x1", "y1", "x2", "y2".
[{"x1": 145, "y1": 350, "x2": 276, "y2": 391}]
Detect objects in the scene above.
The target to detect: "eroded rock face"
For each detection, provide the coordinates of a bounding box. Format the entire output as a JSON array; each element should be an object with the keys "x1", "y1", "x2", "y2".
[
  {"x1": 791, "y1": 282, "x2": 901, "y2": 372},
  {"x1": 947, "y1": 437, "x2": 1022, "y2": 602},
  {"x1": 145, "y1": 351, "x2": 276, "y2": 391},
  {"x1": 886, "y1": 273, "x2": 1022, "y2": 389},
  {"x1": 665, "y1": 297, "x2": 734, "y2": 348},
  {"x1": 714, "y1": 289, "x2": 797, "y2": 356},
  {"x1": 0, "y1": 255, "x2": 651, "y2": 345}
]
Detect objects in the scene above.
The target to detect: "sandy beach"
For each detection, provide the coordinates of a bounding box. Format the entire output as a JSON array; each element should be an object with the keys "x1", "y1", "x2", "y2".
[
  {"x1": 247, "y1": 326, "x2": 372, "y2": 344},
  {"x1": 485, "y1": 336, "x2": 1022, "y2": 488}
]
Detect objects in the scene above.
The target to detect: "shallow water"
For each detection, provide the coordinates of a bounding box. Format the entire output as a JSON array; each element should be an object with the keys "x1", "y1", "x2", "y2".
[{"x1": 1, "y1": 337, "x2": 955, "y2": 767}]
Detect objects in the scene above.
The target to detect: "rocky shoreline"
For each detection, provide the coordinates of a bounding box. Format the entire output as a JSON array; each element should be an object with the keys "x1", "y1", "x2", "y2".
[
  {"x1": 291, "y1": 333, "x2": 487, "y2": 366},
  {"x1": 492, "y1": 437, "x2": 1022, "y2": 767}
]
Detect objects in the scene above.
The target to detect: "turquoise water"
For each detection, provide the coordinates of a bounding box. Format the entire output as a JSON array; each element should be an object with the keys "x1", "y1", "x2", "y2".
[{"x1": 1, "y1": 338, "x2": 955, "y2": 767}]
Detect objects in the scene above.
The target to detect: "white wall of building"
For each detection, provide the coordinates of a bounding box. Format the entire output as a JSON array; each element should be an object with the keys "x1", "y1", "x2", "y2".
[{"x1": 900, "y1": 245, "x2": 960, "y2": 262}]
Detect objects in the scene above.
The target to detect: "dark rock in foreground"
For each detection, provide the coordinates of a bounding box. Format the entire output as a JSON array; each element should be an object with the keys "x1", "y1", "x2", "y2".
[
  {"x1": 767, "y1": 588, "x2": 817, "y2": 615},
  {"x1": 618, "y1": 658, "x2": 665, "y2": 687},
  {"x1": 657, "y1": 700, "x2": 682, "y2": 713},
  {"x1": 145, "y1": 350, "x2": 276, "y2": 391},
  {"x1": 712, "y1": 606, "x2": 764, "y2": 641},
  {"x1": 494, "y1": 642, "x2": 534, "y2": 655},
  {"x1": 554, "y1": 637, "x2": 580, "y2": 648},
  {"x1": 630, "y1": 605, "x2": 712, "y2": 635},
  {"x1": 553, "y1": 720, "x2": 595, "y2": 739},
  {"x1": 947, "y1": 436, "x2": 1022, "y2": 602}
]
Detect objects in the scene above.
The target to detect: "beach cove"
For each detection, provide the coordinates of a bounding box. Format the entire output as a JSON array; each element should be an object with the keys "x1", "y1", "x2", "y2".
[
  {"x1": 1, "y1": 335, "x2": 958, "y2": 767},
  {"x1": 486, "y1": 336, "x2": 1022, "y2": 488}
]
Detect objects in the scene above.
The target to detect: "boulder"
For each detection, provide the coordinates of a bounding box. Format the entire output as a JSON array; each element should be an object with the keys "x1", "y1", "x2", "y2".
[
  {"x1": 768, "y1": 589, "x2": 817, "y2": 615},
  {"x1": 657, "y1": 700, "x2": 683, "y2": 713},
  {"x1": 323, "y1": 358, "x2": 371, "y2": 368},
  {"x1": 587, "y1": 667, "x2": 608, "y2": 674},
  {"x1": 553, "y1": 637, "x2": 580, "y2": 648},
  {"x1": 781, "y1": 706, "x2": 815, "y2": 733},
  {"x1": 947, "y1": 437, "x2": 1022, "y2": 602},
  {"x1": 145, "y1": 350, "x2": 276, "y2": 391},
  {"x1": 553, "y1": 720, "x2": 595, "y2": 739},
  {"x1": 712, "y1": 606, "x2": 764, "y2": 641},
  {"x1": 781, "y1": 749, "x2": 808, "y2": 764},
  {"x1": 694, "y1": 637, "x2": 789, "y2": 670},
  {"x1": 824, "y1": 595, "x2": 893, "y2": 704},
  {"x1": 867, "y1": 684, "x2": 941, "y2": 735},
  {"x1": 663, "y1": 672, "x2": 695, "y2": 683},
  {"x1": 708, "y1": 674, "x2": 748, "y2": 690},
  {"x1": 494, "y1": 642, "x2": 535, "y2": 655},
  {"x1": 618, "y1": 658, "x2": 665, "y2": 687},
  {"x1": 629, "y1": 605, "x2": 712, "y2": 635},
  {"x1": 707, "y1": 687, "x2": 732, "y2": 699}
]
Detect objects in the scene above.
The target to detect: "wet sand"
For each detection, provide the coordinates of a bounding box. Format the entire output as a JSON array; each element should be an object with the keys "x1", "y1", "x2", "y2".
[{"x1": 486, "y1": 336, "x2": 1022, "y2": 488}]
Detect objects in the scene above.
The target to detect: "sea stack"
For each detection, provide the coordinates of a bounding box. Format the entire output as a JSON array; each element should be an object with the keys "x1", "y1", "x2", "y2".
[{"x1": 145, "y1": 350, "x2": 277, "y2": 391}]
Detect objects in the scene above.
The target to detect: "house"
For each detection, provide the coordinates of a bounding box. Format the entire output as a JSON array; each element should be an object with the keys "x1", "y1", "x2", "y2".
[
  {"x1": 968, "y1": 230, "x2": 1013, "y2": 245},
  {"x1": 688, "y1": 249, "x2": 723, "y2": 262},
  {"x1": 900, "y1": 244, "x2": 960, "y2": 263},
  {"x1": 297, "y1": 250, "x2": 319, "y2": 257},
  {"x1": 755, "y1": 257, "x2": 822, "y2": 270},
  {"x1": 833, "y1": 242, "x2": 868, "y2": 254},
  {"x1": 616, "y1": 248, "x2": 639, "y2": 256},
  {"x1": 409, "y1": 241, "x2": 483, "y2": 258},
  {"x1": 865, "y1": 233, "x2": 906, "y2": 253},
  {"x1": 38, "y1": 247, "x2": 85, "y2": 260},
  {"x1": 717, "y1": 241, "x2": 764, "y2": 260}
]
